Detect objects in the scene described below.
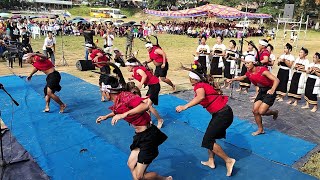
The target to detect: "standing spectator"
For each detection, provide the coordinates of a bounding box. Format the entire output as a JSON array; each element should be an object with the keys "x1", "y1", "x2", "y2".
[
  {"x1": 12, "y1": 23, "x2": 20, "y2": 42},
  {"x1": 42, "y1": 31, "x2": 56, "y2": 65},
  {"x1": 102, "y1": 29, "x2": 114, "y2": 54},
  {"x1": 83, "y1": 24, "x2": 95, "y2": 60},
  {"x1": 125, "y1": 26, "x2": 134, "y2": 59},
  {"x1": 21, "y1": 27, "x2": 33, "y2": 53}
]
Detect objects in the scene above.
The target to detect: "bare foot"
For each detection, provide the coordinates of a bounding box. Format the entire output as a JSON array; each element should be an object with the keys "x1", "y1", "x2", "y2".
[
  {"x1": 43, "y1": 108, "x2": 50, "y2": 113},
  {"x1": 201, "y1": 160, "x2": 215, "y2": 169},
  {"x1": 252, "y1": 131, "x2": 265, "y2": 136},
  {"x1": 226, "y1": 158, "x2": 236, "y2": 177},
  {"x1": 311, "y1": 107, "x2": 318, "y2": 112},
  {"x1": 273, "y1": 110, "x2": 279, "y2": 120},
  {"x1": 292, "y1": 101, "x2": 298, "y2": 106},
  {"x1": 59, "y1": 104, "x2": 67, "y2": 113},
  {"x1": 157, "y1": 119, "x2": 164, "y2": 129},
  {"x1": 249, "y1": 95, "x2": 257, "y2": 99},
  {"x1": 286, "y1": 100, "x2": 292, "y2": 104},
  {"x1": 301, "y1": 105, "x2": 309, "y2": 109},
  {"x1": 278, "y1": 98, "x2": 283, "y2": 102},
  {"x1": 166, "y1": 176, "x2": 173, "y2": 180},
  {"x1": 172, "y1": 85, "x2": 176, "y2": 91}
]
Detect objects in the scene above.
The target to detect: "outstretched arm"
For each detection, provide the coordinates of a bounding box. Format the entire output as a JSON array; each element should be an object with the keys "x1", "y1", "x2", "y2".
[
  {"x1": 96, "y1": 112, "x2": 115, "y2": 124},
  {"x1": 111, "y1": 102, "x2": 149, "y2": 125},
  {"x1": 27, "y1": 67, "x2": 38, "y2": 81},
  {"x1": 176, "y1": 88, "x2": 205, "y2": 112},
  {"x1": 226, "y1": 75, "x2": 247, "y2": 83}
]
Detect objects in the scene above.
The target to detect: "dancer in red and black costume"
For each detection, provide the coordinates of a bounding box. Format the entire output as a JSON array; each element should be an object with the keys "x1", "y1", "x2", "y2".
[
  {"x1": 227, "y1": 55, "x2": 279, "y2": 136},
  {"x1": 126, "y1": 57, "x2": 164, "y2": 128},
  {"x1": 23, "y1": 53, "x2": 66, "y2": 113},
  {"x1": 86, "y1": 43, "x2": 111, "y2": 102},
  {"x1": 250, "y1": 39, "x2": 271, "y2": 100},
  {"x1": 96, "y1": 63, "x2": 171, "y2": 180},
  {"x1": 145, "y1": 42, "x2": 176, "y2": 91},
  {"x1": 176, "y1": 66, "x2": 236, "y2": 177},
  {"x1": 257, "y1": 39, "x2": 270, "y2": 66}
]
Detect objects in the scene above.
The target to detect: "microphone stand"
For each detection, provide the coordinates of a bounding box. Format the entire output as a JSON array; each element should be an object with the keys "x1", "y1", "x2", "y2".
[{"x1": 0, "y1": 84, "x2": 28, "y2": 172}]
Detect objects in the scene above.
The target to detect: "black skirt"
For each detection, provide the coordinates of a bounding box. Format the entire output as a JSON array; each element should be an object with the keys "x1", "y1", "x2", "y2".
[
  {"x1": 198, "y1": 56, "x2": 207, "y2": 74},
  {"x1": 44, "y1": 71, "x2": 61, "y2": 95},
  {"x1": 254, "y1": 87, "x2": 277, "y2": 106},
  {"x1": 210, "y1": 56, "x2": 223, "y2": 77},
  {"x1": 130, "y1": 124, "x2": 167, "y2": 164},
  {"x1": 276, "y1": 69, "x2": 290, "y2": 96},
  {"x1": 146, "y1": 83, "x2": 161, "y2": 105},
  {"x1": 288, "y1": 72, "x2": 302, "y2": 99},
  {"x1": 239, "y1": 65, "x2": 251, "y2": 88},
  {"x1": 154, "y1": 62, "x2": 169, "y2": 78},
  {"x1": 304, "y1": 77, "x2": 317, "y2": 105},
  {"x1": 224, "y1": 60, "x2": 232, "y2": 79},
  {"x1": 202, "y1": 105, "x2": 233, "y2": 151}
]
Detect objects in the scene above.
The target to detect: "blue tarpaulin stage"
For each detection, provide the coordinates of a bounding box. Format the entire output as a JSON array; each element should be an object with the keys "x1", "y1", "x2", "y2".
[{"x1": 0, "y1": 73, "x2": 317, "y2": 179}]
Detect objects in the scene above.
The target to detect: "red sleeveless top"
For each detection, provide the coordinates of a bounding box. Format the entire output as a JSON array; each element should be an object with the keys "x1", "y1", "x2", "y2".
[
  {"x1": 194, "y1": 82, "x2": 228, "y2": 114},
  {"x1": 90, "y1": 49, "x2": 109, "y2": 68},
  {"x1": 32, "y1": 55, "x2": 54, "y2": 71},
  {"x1": 149, "y1": 46, "x2": 167, "y2": 64},
  {"x1": 258, "y1": 48, "x2": 270, "y2": 66},
  {"x1": 133, "y1": 66, "x2": 159, "y2": 85},
  {"x1": 109, "y1": 91, "x2": 150, "y2": 126},
  {"x1": 245, "y1": 66, "x2": 273, "y2": 87}
]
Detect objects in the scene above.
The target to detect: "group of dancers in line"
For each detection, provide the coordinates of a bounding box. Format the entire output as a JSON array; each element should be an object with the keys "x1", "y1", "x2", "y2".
[
  {"x1": 20, "y1": 33, "x2": 319, "y2": 179},
  {"x1": 197, "y1": 35, "x2": 320, "y2": 113}
]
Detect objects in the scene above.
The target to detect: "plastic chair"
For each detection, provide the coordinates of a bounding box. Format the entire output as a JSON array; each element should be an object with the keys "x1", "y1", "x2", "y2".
[{"x1": 32, "y1": 26, "x2": 41, "y2": 39}]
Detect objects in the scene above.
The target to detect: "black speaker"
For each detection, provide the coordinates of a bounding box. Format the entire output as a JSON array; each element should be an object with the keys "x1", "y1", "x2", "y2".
[{"x1": 76, "y1": 60, "x2": 95, "y2": 71}]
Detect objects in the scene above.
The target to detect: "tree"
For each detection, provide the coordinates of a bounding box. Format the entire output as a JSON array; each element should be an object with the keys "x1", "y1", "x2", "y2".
[{"x1": 147, "y1": 0, "x2": 177, "y2": 10}]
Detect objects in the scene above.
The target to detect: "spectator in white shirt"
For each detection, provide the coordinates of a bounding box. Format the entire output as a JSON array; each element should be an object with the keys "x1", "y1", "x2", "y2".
[
  {"x1": 42, "y1": 31, "x2": 56, "y2": 65},
  {"x1": 102, "y1": 29, "x2": 114, "y2": 54}
]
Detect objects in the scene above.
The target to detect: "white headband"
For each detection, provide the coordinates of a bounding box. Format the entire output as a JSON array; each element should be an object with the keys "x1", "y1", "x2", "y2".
[
  {"x1": 145, "y1": 43, "x2": 153, "y2": 48},
  {"x1": 245, "y1": 55, "x2": 256, "y2": 62},
  {"x1": 189, "y1": 71, "x2": 201, "y2": 80},
  {"x1": 22, "y1": 53, "x2": 33, "y2": 61},
  {"x1": 101, "y1": 83, "x2": 122, "y2": 93},
  {"x1": 125, "y1": 62, "x2": 139, "y2": 66},
  {"x1": 259, "y1": 40, "x2": 268, "y2": 47}
]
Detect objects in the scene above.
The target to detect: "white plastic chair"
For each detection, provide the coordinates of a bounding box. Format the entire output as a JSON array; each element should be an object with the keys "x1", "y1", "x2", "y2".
[{"x1": 32, "y1": 26, "x2": 41, "y2": 39}]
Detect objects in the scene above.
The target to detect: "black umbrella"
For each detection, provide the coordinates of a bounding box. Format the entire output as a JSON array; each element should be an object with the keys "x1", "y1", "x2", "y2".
[
  {"x1": 121, "y1": 23, "x2": 131, "y2": 27},
  {"x1": 73, "y1": 17, "x2": 85, "y2": 20},
  {"x1": 133, "y1": 22, "x2": 141, "y2": 26},
  {"x1": 116, "y1": 20, "x2": 124, "y2": 23},
  {"x1": 49, "y1": 15, "x2": 57, "y2": 19},
  {"x1": 128, "y1": 21, "x2": 136, "y2": 25}
]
